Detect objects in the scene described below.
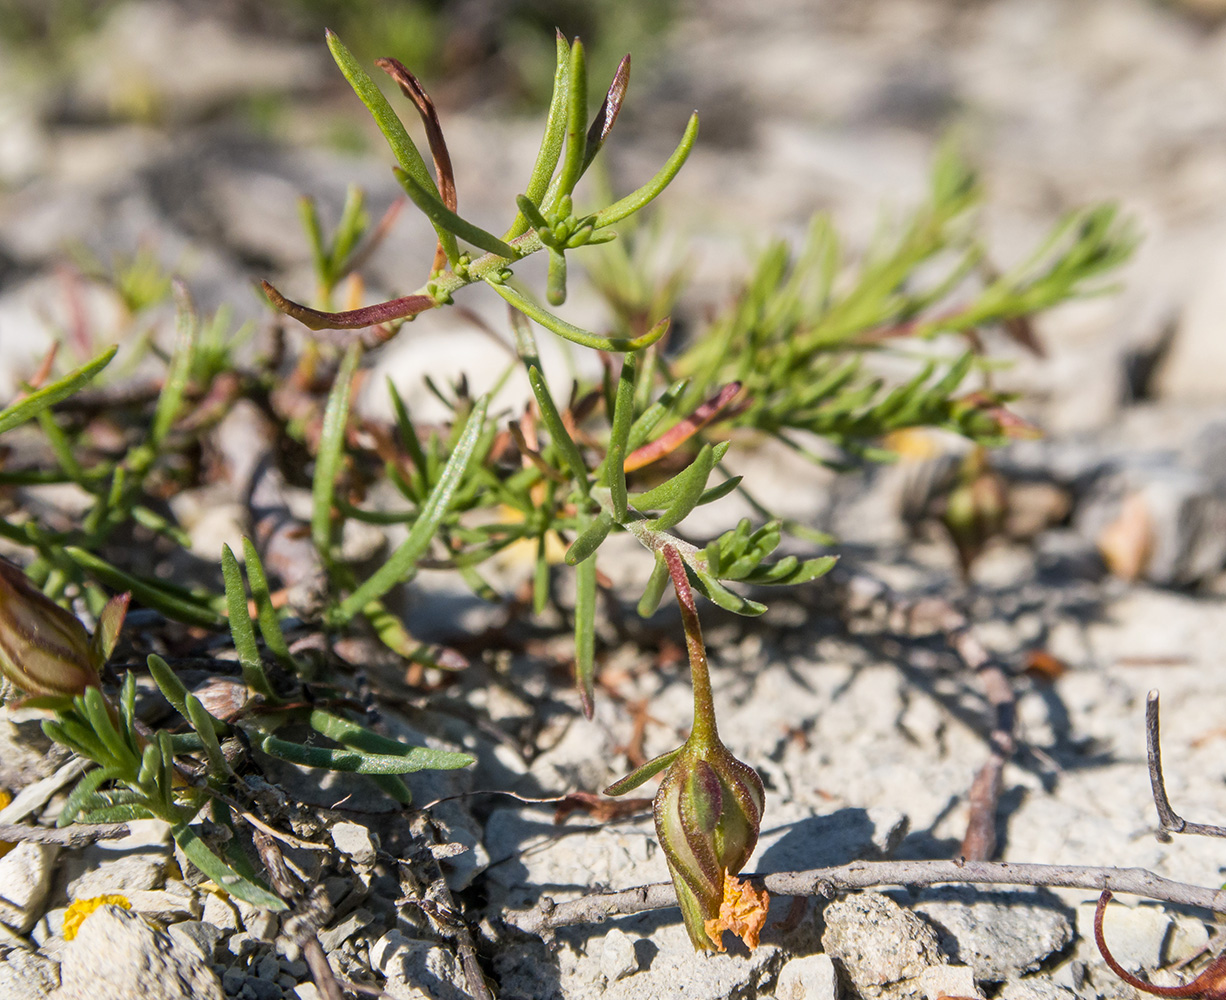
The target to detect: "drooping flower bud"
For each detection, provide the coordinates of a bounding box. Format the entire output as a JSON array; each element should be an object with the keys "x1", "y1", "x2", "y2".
[
  {"x1": 651, "y1": 737, "x2": 764, "y2": 949},
  {"x1": 0, "y1": 558, "x2": 127, "y2": 698},
  {"x1": 605, "y1": 545, "x2": 766, "y2": 950}
]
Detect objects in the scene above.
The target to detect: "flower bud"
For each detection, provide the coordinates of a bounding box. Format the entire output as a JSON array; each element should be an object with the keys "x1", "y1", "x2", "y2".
[
  {"x1": 0, "y1": 558, "x2": 108, "y2": 697},
  {"x1": 653, "y1": 740, "x2": 764, "y2": 950},
  {"x1": 605, "y1": 545, "x2": 766, "y2": 950}
]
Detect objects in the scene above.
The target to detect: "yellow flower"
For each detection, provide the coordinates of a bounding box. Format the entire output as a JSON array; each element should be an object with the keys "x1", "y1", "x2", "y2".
[
  {"x1": 0, "y1": 791, "x2": 13, "y2": 859},
  {"x1": 63, "y1": 895, "x2": 132, "y2": 940}
]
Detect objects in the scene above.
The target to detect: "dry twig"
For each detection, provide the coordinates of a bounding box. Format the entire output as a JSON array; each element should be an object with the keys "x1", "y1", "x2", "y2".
[
  {"x1": 0, "y1": 821, "x2": 131, "y2": 848},
  {"x1": 505, "y1": 858, "x2": 1226, "y2": 936},
  {"x1": 1147, "y1": 690, "x2": 1226, "y2": 841}
]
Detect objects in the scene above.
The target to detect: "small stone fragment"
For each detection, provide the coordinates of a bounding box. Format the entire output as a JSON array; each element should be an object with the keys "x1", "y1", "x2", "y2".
[
  {"x1": 168, "y1": 921, "x2": 225, "y2": 963},
  {"x1": 371, "y1": 931, "x2": 468, "y2": 1000},
  {"x1": 329, "y1": 821, "x2": 377, "y2": 867},
  {"x1": 234, "y1": 899, "x2": 279, "y2": 941},
  {"x1": 776, "y1": 954, "x2": 838, "y2": 1000},
  {"x1": 0, "y1": 842, "x2": 58, "y2": 933},
  {"x1": 51, "y1": 904, "x2": 223, "y2": 1000},
  {"x1": 996, "y1": 979, "x2": 1079, "y2": 1000},
  {"x1": 201, "y1": 892, "x2": 241, "y2": 932},
  {"x1": 317, "y1": 908, "x2": 373, "y2": 953},
  {"x1": 822, "y1": 892, "x2": 945, "y2": 997},
  {"x1": 600, "y1": 928, "x2": 638, "y2": 982},
  {"x1": 0, "y1": 947, "x2": 61, "y2": 1000},
  {"x1": 67, "y1": 854, "x2": 166, "y2": 899},
  {"x1": 124, "y1": 889, "x2": 201, "y2": 924},
  {"x1": 919, "y1": 964, "x2": 982, "y2": 1000},
  {"x1": 914, "y1": 889, "x2": 1074, "y2": 981}
]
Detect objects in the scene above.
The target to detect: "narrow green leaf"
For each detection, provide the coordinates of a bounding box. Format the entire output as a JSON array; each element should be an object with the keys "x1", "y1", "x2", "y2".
[
  {"x1": 36, "y1": 409, "x2": 86, "y2": 482},
  {"x1": 185, "y1": 693, "x2": 231, "y2": 779},
  {"x1": 221, "y1": 544, "x2": 276, "y2": 701},
  {"x1": 325, "y1": 32, "x2": 440, "y2": 213},
  {"x1": 147, "y1": 653, "x2": 191, "y2": 725},
  {"x1": 626, "y1": 378, "x2": 690, "y2": 452},
  {"x1": 83, "y1": 687, "x2": 138, "y2": 770},
  {"x1": 259, "y1": 733, "x2": 474, "y2": 774},
  {"x1": 745, "y1": 554, "x2": 837, "y2": 585},
  {"x1": 393, "y1": 166, "x2": 515, "y2": 260},
  {"x1": 0, "y1": 346, "x2": 117, "y2": 437},
  {"x1": 298, "y1": 195, "x2": 328, "y2": 286},
  {"x1": 693, "y1": 570, "x2": 766, "y2": 616},
  {"x1": 331, "y1": 183, "x2": 368, "y2": 277},
  {"x1": 172, "y1": 821, "x2": 288, "y2": 910},
  {"x1": 636, "y1": 551, "x2": 670, "y2": 617},
  {"x1": 65, "y1": 548, "x2": 224, "y2": 628},
  {"x1": 157, "y1": 730, "x2": 176, "y2": 813},
  {"x1": 546, "y1": 247, "x2": 567, "y2": 306},
  {"x1": 574, "y1": 551, "x2": 597, "y2": 718},
  {"x1": 387, "y1": 379, "x2": 428, "y2": 487},
  {"x1": 696, "y1": 475, "x2": 742, "y2": 507},
  {"x1": 533, "y1": 534, "x2": 551, "y2": 615},
  {"x1": 630, "y1": 442, "x2": 726, "y2": 514},
  {"x1": 309, "y1": 708, "x2": 448, "y2": 802},
  {"x1": 56, "y1": 765, "x2": 117, "y2": 827},
  {"x1": 505, "y1": 33, "x2": 571, "y2": 239},
  {"x1": 151, "y1": 289, "x2": 197, "y2": 448},
  {"x1": 312, "y1": 343, "x2": 362, "y2": 560},
  {"x1": 336, "y1": 395, "x2": 489, "y2": 620},
  {"x1": 77, "y1": 803, "x2": 157, "y2": 824},
  {"x1": 604, "y1": 353, "x2": 636, "y2": 520},
  {"x1": 549, "y1": 38, "x2": 588, "y2": 210},
  {"x1": 136, "y1": 741, "x2": 163, "y2": 793},
  {"x1": 527, "y1": 366, "x2": 589, "y2": 494},
  {"x1": 603, "y1": 746, "x2": 682, "y2": 796},
  {"x1": 594, "y1": 112, "x2": 699, "y2": 228},
  {"x1": 240, "y1": 538, "x2": 295, "y2": 672},
  {"x1": 489, "y1": 282, "x2": 669, "y2": 353},
  {"x1": 566, "y1": 510, "x2": 614, "y2": 566}
]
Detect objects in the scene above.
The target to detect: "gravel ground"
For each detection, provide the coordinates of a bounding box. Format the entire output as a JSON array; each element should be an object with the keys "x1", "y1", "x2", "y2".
[{"x1": 2, "y1": 2, "x2": 1226, "y2": 998}]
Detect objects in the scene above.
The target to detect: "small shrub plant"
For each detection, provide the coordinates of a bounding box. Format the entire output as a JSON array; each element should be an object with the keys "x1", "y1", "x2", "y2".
[{"x1": 0, "y1": 31, "x2": 1135, "y2": 935}]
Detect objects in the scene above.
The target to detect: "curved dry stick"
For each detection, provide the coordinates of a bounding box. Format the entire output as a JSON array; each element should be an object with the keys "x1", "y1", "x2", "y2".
[
  {"x1": 1095, "y1": 890, "x2": 1226, "y2": 998},
  {"x1": 505, "y1": 859, "x2": 1226, "y2": 936},
  {"x1": 1147, "y1": 690, "x2": 1226, "y2": 840}
]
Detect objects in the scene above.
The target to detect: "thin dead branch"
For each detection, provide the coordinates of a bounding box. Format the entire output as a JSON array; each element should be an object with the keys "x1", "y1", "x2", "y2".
[
  {"x1": 1147, "y1": 689, "x2": 1226, "y2": 840},
  {"x1": 505, "y1": 858, "x2": 1226, "y2": 936},
  {"x1": 0, "y1": 821, "x2": 131, "y2": 848},
  {"x1": 252, "y1": 829, "x2": 346, "y2": 1000}
]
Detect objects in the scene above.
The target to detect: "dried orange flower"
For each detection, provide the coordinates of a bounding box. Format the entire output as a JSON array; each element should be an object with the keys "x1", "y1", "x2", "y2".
[{"x1": 703, "y1": 872, "x2": 770, "y2": 951}]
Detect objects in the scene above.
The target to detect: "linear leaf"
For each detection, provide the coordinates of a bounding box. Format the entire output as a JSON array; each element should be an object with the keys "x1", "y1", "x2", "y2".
[
  {"x1": 259, "y1": 734, "x2": 473, "y2": 773},
  {"x1": 172, "y1": 820, "x2": 287, "y2": 911},
  {"x1": 64, "y1": 548, "x2": 223, "y2": 627},
  {"x1": 489, "y1": 281, "x2": 669, "y2": 352},
  {"x1": 336, "y1": 396, "x2": 489, "y2": 620},
  {"x1": 594, "y1": 112, "x2": 699, "y2": 228},
  {"x1": 0, "y1": 346, "x2": 117, "y2": 436},
  {"x1": 312, "y1": 343, "x2": 361, "y2": 559},
  {"x1": 220, "y1": 544, "x2": 276, "y2": 701}
]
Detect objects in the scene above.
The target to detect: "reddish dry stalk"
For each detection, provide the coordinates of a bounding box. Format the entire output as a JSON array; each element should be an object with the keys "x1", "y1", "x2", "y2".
[
  {"x1": 623, "y1": 382, "x2": 742, "y2": 473},
  {"x1": 1095, "y1": 890, "x2": 1226, "y2": 998}
]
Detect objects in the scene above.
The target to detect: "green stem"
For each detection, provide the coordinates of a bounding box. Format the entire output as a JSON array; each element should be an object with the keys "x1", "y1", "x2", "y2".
[{"x1": 662, "y1": 545, "x2": 717, "y2": 747}]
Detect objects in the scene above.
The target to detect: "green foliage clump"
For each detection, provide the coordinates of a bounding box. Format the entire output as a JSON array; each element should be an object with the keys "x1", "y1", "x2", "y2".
[{"x1": 0, "y1": 29, "x2": 1135, "y2": 912}]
